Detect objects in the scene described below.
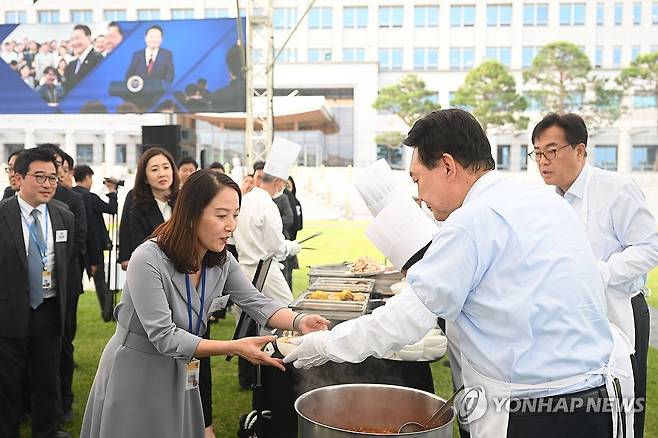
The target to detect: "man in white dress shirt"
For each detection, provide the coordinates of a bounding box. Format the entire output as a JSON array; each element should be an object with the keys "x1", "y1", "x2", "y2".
[
  {"x1": 285, "y1": 109, "x2": 632, "y2": 438},
  {"x1": 532, "y1": 112, "x2": 658, "y2": 438}
]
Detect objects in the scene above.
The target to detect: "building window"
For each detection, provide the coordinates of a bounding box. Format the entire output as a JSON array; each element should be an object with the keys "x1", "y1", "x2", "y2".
[
  {"x1": 115, "y1": 144, "x2": 127, "y2": 165},
  {"x1": 378, "y1": 48, "x2": 403, "y2": 71},
  {"x1": 70, "y1": 9, "x2": 93, "y2": 23},
  {"x1": 171, "y1": 9, "x2": 194, "y2": 20},
  {"x1": 276, "y1": 48, "x2": 297, "y2": 63},
  {"x1": 414, "y1": 48, "x2": 438, "y2": 70},
  {"x1": 595, "y1": 46, "x2": 603, "y2": 67},
  {"x1": 308, "y1": 7, "x2": 332, "y2": 29},
  {"x1": 38, "y1": 10, "x2": 60, "y2": 24},
  {"x1": 523, "y1": 46, "x2": 538, "y2": 68},
  {"x1": 415, "y1": 5, "x2": 439, "y2": 27},
  {"x1": 594, "y1": 145, "x2": 618, "y2": 171},
  {"x1": 634, "y1": 93, "x2": 657, "y2": 109},
  {"x1": 137, "y1": 9, "x2": 160, "y2": 20},
  {"x1": 103, "y1": 9, "x2": 127, "y2": 21},
  {"x1": 614, "y1": 2, "x2": 623, "y2": 25},
  {"x1": 485, "y1": 47, "x2": 511, "y2": 67},
  {"x1": 559, "y1": 3, "x2": 585, "y2": 25},
  {"x1": 205, "y1": 9, "x2": 229, "y2": 18},
  {"x1": 520, "y1": 145, "x2": 528, "y2": 171},
  {"x1": 76, "y1": 144, "x2": 93, "y2": 165},
  {"x1": 274, "y1": 8, "x2": 297, "y2": 29},
  {"x1": 450, "y1": 47, "x2": 475, "y2": 70},
  {"x1": 379, "y1": 6, "x2": 404, "y2": 28},
  {"x1": 497, "y1": 145, "x2": 511, "y2": 170},
  {"x1": 596, "y1": 2, "x2": 604, "y2": 25},
  {"x1": 613, "y1": 46, "x2": 622, "y2": 67},
  {"x1": 5, "y1": 10, "x2": 27, "y2": 23},
  {"x1": 377, "y1": 144, "x2": 405, "y2": 170},
  {"x1": 343, "y1": 6, "x2": 368, "y2": 28},
  {"x1": 343, "y1": 48, "x2": 365, "y2": 62},
  {"x1": 487, "y1": 4, "x2": 512, "y2": 26},
  {"x1": 451, "y1": 5, "x2": 476, "y2": 27},
  {"x1": 632, "y1": 145, "x2": 658, "y2": 171},
  {"x1": 524, "y1": 3, "x2": 548, "y2": 26},
  {"x1": 632, "y1": 46, "x2": 641, "y2": 61},
  {"x1": 654, "y1": 3, "x2": 658, "y2": 24},
  {"x1": 308, "y1": 48, "x2": 332, "y2": 62},
  {"x1": 633, "y1": 2, "x2": 642, "y2": 25}
]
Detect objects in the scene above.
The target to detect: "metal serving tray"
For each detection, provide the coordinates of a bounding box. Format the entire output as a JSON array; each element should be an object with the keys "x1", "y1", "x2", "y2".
[
  {"x1": 289, "y1": 291, "x2": 370, "y2": 314},
  {"x1": 309, "y1": 277, "x2": 375, "y2": 293}
]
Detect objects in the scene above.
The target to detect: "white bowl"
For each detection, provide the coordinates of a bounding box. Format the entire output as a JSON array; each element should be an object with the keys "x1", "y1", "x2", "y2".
[
  {"x1": 397, "y1": 349, "x2": 423, "y2": 361},
  {"x1": 422, "y1": 346, "x2": 447, "y2": 361},
  {"x1": 423, "y1": 335, "x2": 448, "y2": 348},
  {"x1": 276, "y1": 337, "x2": 299, "y2": 356}
]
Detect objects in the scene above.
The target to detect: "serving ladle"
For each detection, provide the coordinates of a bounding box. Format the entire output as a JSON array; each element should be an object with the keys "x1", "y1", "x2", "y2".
[{"x1": 398, "y1": 385, "x2": 464, "y2": 433}]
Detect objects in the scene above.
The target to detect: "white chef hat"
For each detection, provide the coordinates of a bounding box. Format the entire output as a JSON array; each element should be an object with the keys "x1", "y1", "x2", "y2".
[
  {"x1": 354, "y1": 159, "x2": 405, "y2": 217},
  {"x1": 263, "y1": 136, "x2": 302, "y2": 180},
  {"x1": 365, "y1": 193, "x2": 438, "y2": 271}
]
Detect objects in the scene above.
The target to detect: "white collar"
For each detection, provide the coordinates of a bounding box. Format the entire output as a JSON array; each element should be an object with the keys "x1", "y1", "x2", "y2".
[
  {"x1": 462, "y1": 170, "x2": 505, "y2": 205},
  {"x1": 77, "y1": 45, "x2": 93, "y2": 63},
  {"x1": 145, "y1": 47, "x2": 159, "y2": 58},
  {"x1": 556, "y1": 163, "x2": 591, "y2": 200},
  {"x1": 16, "y1": 192, "x2": 47, "y2": 219}
]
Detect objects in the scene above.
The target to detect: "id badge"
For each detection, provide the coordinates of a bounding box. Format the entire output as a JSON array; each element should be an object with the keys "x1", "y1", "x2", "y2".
[
  {"x1": 42, "y1": 270, "x2": 52, "y2": 290},
  {"x1": 186, "y1": 359, "x2": 200, "y2": 391}
]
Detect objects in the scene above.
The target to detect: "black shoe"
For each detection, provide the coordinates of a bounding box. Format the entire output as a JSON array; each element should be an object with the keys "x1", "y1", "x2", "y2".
[
  {"x1": 62, "y1": 408, "x2": 73, "y2": 423},
  {"x1": 50, "y1": 430, "x2": 72, "y2": 438}
]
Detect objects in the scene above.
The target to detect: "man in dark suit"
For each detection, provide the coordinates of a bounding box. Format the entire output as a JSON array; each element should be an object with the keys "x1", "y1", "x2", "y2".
[
  {"x1": 63, "y1": 24, "x2": 104, "y2": 92},
  {"x1": 72, "y1": 165, "x2": 118, "y2": 321},
  {"x1": 124, "y1": 25, "x2": 175, "y2": 85},
  {"x1": 3, "y1": 150, "x2": 21, "y2": 200},
  {"x1": 0, "y1": 148, "x2": 74, "y2": 438}
]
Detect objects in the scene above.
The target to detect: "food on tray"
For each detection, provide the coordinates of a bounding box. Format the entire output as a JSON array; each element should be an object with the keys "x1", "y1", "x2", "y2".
[
  {"x1": 350, "y1": 256, "x2": 383, "y2": 274},
  {"x1": 276, "y1": 335, "x2": 300, "y2": 356},
  {"x1": 306, "y1": 289, "x2": 366, "y2": 302},
  {"x1": 307, "y1": 291, "x2": 330, "y2": 300}
]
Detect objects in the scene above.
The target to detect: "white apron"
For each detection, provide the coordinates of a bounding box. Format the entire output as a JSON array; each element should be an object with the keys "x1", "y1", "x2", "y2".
[
  {"x1": 445, "y1": 321, "x2": 469, "y2": 433},
  {"x1": 459, "y1": 324, "x2": 635, "y2": 438}
]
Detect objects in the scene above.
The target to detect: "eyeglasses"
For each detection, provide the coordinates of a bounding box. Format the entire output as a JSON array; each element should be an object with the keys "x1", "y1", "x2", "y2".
[
  {"x1": 26, "y1": 173, "x2": 59, "y2": 185},
  {"x1": 528, "y1": 144, "x2": 573, "y2": 163},
  {"x1": 4, "y1": 166, "x2": 14, "y2": 174}
]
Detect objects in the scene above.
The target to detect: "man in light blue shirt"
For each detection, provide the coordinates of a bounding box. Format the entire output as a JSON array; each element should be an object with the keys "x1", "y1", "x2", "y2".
[
  {"x1": 531, "y1": 112, "x2": 658, "y2": 438},
  {"x1": 285, "y1": 109, "x2": 625, "y2": 438}
]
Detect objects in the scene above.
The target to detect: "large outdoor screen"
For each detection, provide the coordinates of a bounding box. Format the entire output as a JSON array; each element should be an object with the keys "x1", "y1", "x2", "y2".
[{"x1": 0, "y1": 18, "x2": 246, "y2": 114}]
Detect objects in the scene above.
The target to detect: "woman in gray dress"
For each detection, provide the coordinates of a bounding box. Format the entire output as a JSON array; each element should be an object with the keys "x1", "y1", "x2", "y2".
[{"x1": 81, "y1": 170, "x2": 329, "y2": 438}]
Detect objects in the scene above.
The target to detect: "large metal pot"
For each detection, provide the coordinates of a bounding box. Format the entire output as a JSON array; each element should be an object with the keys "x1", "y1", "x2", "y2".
[{"x1": 295, "y1": 384, "x2": 453, "y2": 437}]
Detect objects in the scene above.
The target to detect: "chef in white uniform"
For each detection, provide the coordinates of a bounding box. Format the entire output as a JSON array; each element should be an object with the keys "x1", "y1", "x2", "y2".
[
  {"x1": 531, "y1": 112, "x2": 658, "y2": 438},
  {"x1": 233, "y1": 137, "x2": 302, "y2": 306},
  {"x1": 285, "y1": 109, "x2": 634, "y2": 438}
]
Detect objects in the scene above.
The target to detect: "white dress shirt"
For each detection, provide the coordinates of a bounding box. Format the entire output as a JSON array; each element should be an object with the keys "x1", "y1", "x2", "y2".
[
  {"x1": 558, "y1": 163, "x2": 658, "y2": 344},
  {"x1": 145, "y1": 48, "x2": 159, "y2": 67},
  {"x1": 17, "y1": 194, "x2": 56, "y2": 296},
  {"x1": 155, "y1": 198, "x2": 172, "y2": 221},
  {"x1": 74, "y1": 45, "x2": 93, "y2": 73},
  {"x1": 320, "y1": 171, "x2": 612, "y2": 397}
]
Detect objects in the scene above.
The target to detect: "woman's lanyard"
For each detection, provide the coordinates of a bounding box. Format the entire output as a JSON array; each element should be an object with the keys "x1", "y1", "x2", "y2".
[
  {"x1": 185, "y1": 265, "x2": 206, "y2": 336},
  {"x1": 21, "y1": 205, "x2": 49, "y2": 269}
]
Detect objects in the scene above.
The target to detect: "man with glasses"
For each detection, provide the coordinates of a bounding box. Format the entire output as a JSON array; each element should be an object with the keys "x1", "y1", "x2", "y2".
[
  {"x1": 0, "y1": 148, "x2": 75, "y2": 438},
  {"x1": 531, "y1": 112, "x2": 658, "y2": 438},
  {"x1": 3, "y1": 150, "x2": 22, "y2": 200}
]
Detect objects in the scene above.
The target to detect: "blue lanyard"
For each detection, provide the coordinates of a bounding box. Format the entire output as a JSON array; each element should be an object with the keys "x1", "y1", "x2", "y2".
[
  {"x1": 23, "y1": 206, "x2": 49, "y2": 269},
  {"x1": 185, "y1": 265, "x2": 206, "y2": 336}
]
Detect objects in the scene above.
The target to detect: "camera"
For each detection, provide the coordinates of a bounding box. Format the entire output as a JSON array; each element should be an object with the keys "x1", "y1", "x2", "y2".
[{"x1": 103, "y1": 177, "x2": 125, "y2": 187}]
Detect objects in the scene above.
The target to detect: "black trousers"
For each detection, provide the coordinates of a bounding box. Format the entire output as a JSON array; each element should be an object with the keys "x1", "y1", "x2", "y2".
[
  {"x1": 199, "y1": 325, "x2": 213, "y2": 428},
  {"x1": 631, "y1": 293, "x2": 649, "y2": 438},
  {"x1": 60, "y1": 293, "x2": 79, "y2": 413},
  {"x1": 92, "y1": 261, "x2": 113, "y2": 321},
  {"x1": 0, "y1": 299, "x2": 62, "y2": 438}
]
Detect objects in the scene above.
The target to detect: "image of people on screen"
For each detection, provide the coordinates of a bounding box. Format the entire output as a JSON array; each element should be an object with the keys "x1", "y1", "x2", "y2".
[
  {"x1": 36, "y1": 66, "x2": 65, "y2": 106},
  {"x1": 124, "y1": 25, "x2": 174, "y2": 85},
  {"x1": 63, "y1": 24, "x2": 104, "y2": 93}
]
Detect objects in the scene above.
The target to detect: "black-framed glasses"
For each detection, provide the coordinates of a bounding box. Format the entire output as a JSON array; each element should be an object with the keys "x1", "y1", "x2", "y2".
[
  {"x1": 26, "y1": 173, "x2": 59, "y2": 185},
  {"x1": 528, "y1": 144, "x2": 573, "y2": 163}
]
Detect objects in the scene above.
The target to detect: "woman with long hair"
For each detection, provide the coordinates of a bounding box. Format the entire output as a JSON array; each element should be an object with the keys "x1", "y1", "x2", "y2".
[
  {"x1": 119, "y1": 147, "x2": 179, "y2": 270},
  {"x1": 81, "y1": 170, "x2": 328, "y2": 437}
]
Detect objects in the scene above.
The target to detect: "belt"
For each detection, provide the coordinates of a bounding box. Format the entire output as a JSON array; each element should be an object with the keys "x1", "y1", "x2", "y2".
[
  {"x1": 115, "y1": 324, "x2": 160, "y2": 355},
  {"x1": 508, "y1": 385, "x2": 609, "y2": 417}
]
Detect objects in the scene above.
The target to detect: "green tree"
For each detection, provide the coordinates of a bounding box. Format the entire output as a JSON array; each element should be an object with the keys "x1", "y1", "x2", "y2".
[
  {"x1": 374, "y1": 131, "x2": 405, "y2": 148},
  {"x1": 523, "y1": 41, "x2": 623, "y2": 129},
  {"x1": 452, "y1": 60, "x2": 528, "y2": 134},
  {"x1": 618, "y1": 51, "x2": 658, "y2": 134},
  {"x1": 373, "y1": 74, "x2": 438, "y2": 126}
]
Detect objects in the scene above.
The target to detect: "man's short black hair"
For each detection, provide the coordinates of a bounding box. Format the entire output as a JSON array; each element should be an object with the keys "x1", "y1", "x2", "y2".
[
  {"x1": 73, "y1": 164, "x2": 94, "y2": 182},
  {"x1": 146, "y1": 25, "x2": 164, "y2": 36},
  {"x1": 37, "y1": 143, "x2": 65, "y2": 164},
  {"x1": 209, "y1": 162, "x2": 225, "y2": 172},
  {"x1": 178, "y1": 156, "x2": 198, "y2": 169},
  {"x1": 108, "y1": 21, "x2": 124, "y2": 36},
  {"x1": 531, "y1": 113, "x2": 588, "y2": 148},
  {"x1": 74, "y1": 24, "x2": 92, "y2": 37},
  {"x1": 43, "y1": 66, "x2": 57, "y2": 75},
  {"x1": 61, "y1": 151, "x2": 74, "y2": 169},
  {"x1": 14, "y1": 148, "x2": 58, "y2": 176},
  {"x1": 252, "y1": 161, "x2": 265, "y2": 172},
  {"x1": 7, "y1": 149, "x2": 22, "y2": 163},
  {"x1": 403, "y1": 109, "x2": 495, "y2": 172}
]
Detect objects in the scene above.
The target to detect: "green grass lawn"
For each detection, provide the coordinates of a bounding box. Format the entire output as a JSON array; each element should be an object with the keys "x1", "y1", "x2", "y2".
[{"x1": 19, "y1": 220, "x2": 658, "y2": 437}]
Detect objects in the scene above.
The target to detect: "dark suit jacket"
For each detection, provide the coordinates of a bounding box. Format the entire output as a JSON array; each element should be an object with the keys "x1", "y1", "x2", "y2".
[
  {"x1": 73, "y1": 186, "x2": 117, "y2": 268},
  {"x1": 118, "y1": 190, "x2": 171, "y2": 263},
  {"x1": 54, "y1": 185, "x2": 87, "y2": 296},
  {"x1": 125, "y1": 48, "x2": 174, "y2": 84},
  {"x1": 0, "y1": 197, "x2": 75, "y2": 337},
  {"x1": 2, "y1": 186, "x2": 16, "y2": 200},
  {"x1": 63, "y1": 48, "x2": 104, "y2": 91}
]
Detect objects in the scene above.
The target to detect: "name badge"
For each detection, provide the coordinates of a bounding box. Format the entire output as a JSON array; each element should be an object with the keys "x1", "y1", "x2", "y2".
[
  {"x1": 186, "y1": 359, "x2": 200, "y2": 391},
  {"x1": 208, "y1": 295, "x2": 230, "y2": 313},
  {"x1": 55, "y1": 230, "x2": 68, "y2": 243},
  {"x1": 42, "y1": 270, "x2": 52, "y2": 290}
]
